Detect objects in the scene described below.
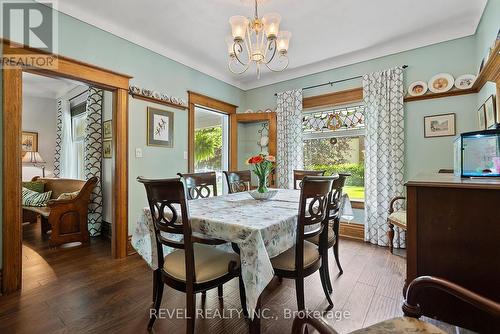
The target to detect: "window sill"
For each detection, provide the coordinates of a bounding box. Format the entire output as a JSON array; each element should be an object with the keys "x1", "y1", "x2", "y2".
[{"x1": 350, "y1": 200, "x2": 364, "y2": 209}]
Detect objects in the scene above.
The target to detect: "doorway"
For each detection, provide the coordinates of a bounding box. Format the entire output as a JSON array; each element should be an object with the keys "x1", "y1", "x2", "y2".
[
  {"x1": 194, "y1": 107, "x2": 230, "y2": 192},
  {"x1": 2, "y1": 40, "x2": 131, "y2": 294}
]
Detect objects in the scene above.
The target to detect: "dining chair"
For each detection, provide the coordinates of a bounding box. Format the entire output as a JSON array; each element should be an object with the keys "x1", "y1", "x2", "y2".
[
  {"x1": 271, "y1": 175, "x2": 337, "y2": 311},
  {"x1": 293, "y1": 170, "x2": 326, "y2": 189},
  {"x1": 307, "y1": 173, "x2": 351, "y2": 292},
  {"x1": 223, "y1": 170, "x2": 251, "y2": 194},
  {"x1": 177, "y1": 171, "x2": 218, "y2": 199},
  {"x1": 291, "y1": 276, "x2": 500, "y2": 334},
  {"x1": 387, "y1": 196, "x2": 406, "y2": 253},
  {"x1": 137, "y1": 177, "x2": 246, "y2": 333}
]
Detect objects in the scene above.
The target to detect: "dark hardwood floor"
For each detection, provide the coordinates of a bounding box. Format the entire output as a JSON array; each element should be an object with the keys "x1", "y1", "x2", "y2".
[{"x1": 1, "y1": 222, "x2": 414, "y2": 333}]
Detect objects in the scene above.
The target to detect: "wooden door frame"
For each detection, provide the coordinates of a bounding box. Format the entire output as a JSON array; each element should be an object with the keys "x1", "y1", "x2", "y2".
[
  {"x1": 187, "y1": 91, "x2": 237, "y2": 172},
  {"x1": 2, "y1": 40, "x2": 132, "y2": 294},
  {"x1": 229, "y1": 112, "x2": 277, "y2": 170}
]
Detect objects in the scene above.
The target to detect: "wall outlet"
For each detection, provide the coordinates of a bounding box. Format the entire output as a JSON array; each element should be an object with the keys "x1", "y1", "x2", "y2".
[
  {"x1": 183, "y1": 151, "x2": 188, "y2": 160},
  {"x1": 135, "y1": 148, "x2": 143, "y2": 158}
]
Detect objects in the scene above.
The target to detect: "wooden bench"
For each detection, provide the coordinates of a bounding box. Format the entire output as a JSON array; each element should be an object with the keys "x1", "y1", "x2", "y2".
[{"x1": 23, "y1": 176, "x2": 98, "y2": 247}]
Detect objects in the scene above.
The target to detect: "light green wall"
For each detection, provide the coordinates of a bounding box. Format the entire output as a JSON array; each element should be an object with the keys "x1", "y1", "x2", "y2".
[{"x1": 244, "y1": 36, "x2": 480, "y2": 179}]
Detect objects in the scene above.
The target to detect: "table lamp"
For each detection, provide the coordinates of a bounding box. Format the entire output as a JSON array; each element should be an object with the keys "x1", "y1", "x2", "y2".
[{"x1": 22, "y1": 151, "x2": 46, "y2": 177}]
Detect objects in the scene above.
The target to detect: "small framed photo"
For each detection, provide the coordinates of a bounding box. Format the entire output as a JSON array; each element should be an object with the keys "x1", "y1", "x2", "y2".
[
  {"x1": 424, "y1": 113, "x2": 456, "y2": 138},
  {"x1": 103, "y1": 120, "x2": 112, "y2": 139},
  {"x1": 103, "y1": 140, "x2": 112, "y2": 158},
  {"x1": 477, "y1": 105, "x2": 486, "y2": 130},
  {"x1": 484, "y1": 95, "x2": 497, "y2": 129},
  {"x1": 22, "y1": 131, "x2": 38, "y2": 152},
  {"x1": 147, "y1": 107, "x2": 174, "y2": 147}
]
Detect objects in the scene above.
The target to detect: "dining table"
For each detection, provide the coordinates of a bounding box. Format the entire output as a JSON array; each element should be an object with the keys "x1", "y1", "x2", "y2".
[{"x1": 132, "y1": 188, "x2": 353, "y2": 330}]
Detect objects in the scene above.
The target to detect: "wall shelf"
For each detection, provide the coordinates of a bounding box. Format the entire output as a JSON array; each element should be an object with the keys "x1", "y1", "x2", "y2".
[
  {"x1": 404, "y1": 41, "x2": 499, "y2": 103},
  {"x1": 130, "y1": 93, "x2": 188, "y2": 110},
  {"x1": 404, "y1": 87, "x2": 476, "y2": 102}
]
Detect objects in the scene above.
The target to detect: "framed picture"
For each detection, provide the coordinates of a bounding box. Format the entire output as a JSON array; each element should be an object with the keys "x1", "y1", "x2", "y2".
[
  {"x1": 103, "y1": 140, "x2": 112, "y2": 158},
  {"x1": 424, "y1": 113, "x2": 456, "y2": 138},
  {"x1": 477, "y1": 105, "x2": 486, "y2": 130},
  {"x1": 484, "y1": 95, "x2": 497, "y2": 129},
  {"x1": 147, "y1": 107, "x2": 174, "y2": 147},
  {"x1": 103, "y1": 120, "x2": 112, "y2": 139},
  {"x1": 22, "y1": 131, "x2": 38, "y2": 152}
]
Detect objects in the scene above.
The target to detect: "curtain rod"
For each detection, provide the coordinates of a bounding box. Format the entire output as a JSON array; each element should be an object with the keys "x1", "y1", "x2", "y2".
[{"x1": 273, "y1": 65, "x2": 408, "y2": 96}]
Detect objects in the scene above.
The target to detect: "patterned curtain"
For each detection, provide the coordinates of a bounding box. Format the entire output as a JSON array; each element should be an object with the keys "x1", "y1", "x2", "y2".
[
  {"x1": 276, "y1": 89, "x2": 303, "y2": 189},
  {"x1": 363, "y1": 67, "x2": 405, "y2": 248},
  {"x1": 53, "y1": 99, "x2": 66, "y2": 177},
  {"x1": 84, "y1": 87, "x2": 104, "y2": 236}
]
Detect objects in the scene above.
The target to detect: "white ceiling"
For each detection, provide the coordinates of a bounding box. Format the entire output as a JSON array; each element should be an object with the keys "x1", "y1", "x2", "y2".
[
  {"x1": 23, "y1": 72, "x2": 85, "y2": 99},
  {"x1": 55, "y1": 0, "x2": 487, "y2": 90}
]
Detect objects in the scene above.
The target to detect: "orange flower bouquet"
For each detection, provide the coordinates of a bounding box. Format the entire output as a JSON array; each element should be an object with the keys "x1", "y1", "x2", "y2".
[{"x1": 246, "y1": 154, "x2": 275, "y2": 193}]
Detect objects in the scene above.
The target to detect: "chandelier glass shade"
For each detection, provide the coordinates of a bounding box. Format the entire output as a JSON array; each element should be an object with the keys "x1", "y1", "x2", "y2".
[{"x1": 227, "y1": 0, "x2": 291, "y2": 78}]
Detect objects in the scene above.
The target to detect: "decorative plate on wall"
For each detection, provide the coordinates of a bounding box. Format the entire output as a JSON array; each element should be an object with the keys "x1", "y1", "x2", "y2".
[
  {"x1": 428, "y1": 73, "x2": 454, "y2": 93},
  {"x1": 454, "y1": 74, "x2": 476, "y2": 90},
  {"x1": 408, "y1": 81, "x2": 428, "y2": 96}
]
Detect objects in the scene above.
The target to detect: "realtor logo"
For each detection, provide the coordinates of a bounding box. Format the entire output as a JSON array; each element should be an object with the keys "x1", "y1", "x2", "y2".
[{"x1": 1, "y1": 0, "x2": 58, "y2": 69}]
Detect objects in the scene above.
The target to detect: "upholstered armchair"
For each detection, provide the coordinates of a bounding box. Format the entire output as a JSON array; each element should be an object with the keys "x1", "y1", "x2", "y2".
[
  {"x1": 292, "y1": 276, "x2": 500, "y2": 334},
  {"x1": 387, "y1": 196, "x2": 407, "y2": 253}
]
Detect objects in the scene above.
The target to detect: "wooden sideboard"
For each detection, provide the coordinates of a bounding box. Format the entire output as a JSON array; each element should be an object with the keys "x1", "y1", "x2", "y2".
[{"x1": 406, "y1": 173, "x2": 500, "y2": 332}]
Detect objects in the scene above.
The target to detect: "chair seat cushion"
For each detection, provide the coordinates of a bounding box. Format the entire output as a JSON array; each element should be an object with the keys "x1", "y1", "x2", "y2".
[
  {"x1": 163, "y1": 244, "x2": 239, "y2": 283},
  {"x1": 388, "y1": 210, "x2": 407, "y2": 228},
  {"x1": 350, "y1": 316, "x2": 446, "y2": 333},
  {"x1": 23, "y1": 206, "x2": 50, "y2": 218},
  {"x1": 306, "y1": 228, "x2": 336, "y2": 248},
  {"x1": 271, "y1": 241, "x2": 320, "y2": 271}
]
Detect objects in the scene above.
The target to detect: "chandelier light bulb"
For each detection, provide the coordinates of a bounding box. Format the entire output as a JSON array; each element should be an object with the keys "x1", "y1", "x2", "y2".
[
  {"x1": 262, "y1": 13, "x2": 281, "y2": 39},
  {"x1": 277, "y1": 31, "x2": 291, "y2": 52},
  {"x1": 229, "y1": 16, "x2": 249, "y2": 41}
]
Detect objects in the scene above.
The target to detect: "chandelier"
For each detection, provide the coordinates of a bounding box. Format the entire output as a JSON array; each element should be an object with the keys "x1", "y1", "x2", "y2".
[{"x1": 226, "y1": 0, "x2": 291, "y2": 78}]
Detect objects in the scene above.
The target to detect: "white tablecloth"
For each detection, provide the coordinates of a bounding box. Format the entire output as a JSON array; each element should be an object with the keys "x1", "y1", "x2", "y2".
[{"x1": 132, "y1": 189, "x2": 353, "y2": 318}]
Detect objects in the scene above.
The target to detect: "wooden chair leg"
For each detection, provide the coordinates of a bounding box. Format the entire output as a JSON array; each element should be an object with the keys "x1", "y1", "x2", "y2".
[
  {"x1": 217, "y1": 285, "x2": 223, "y2": 299},
  {"x1": 388, "y1": 221, "x2": 395, "y2": 254},
  {"x1": 238, "y1": 275, "x2": 248, "y2": 318},
  {"x1": 152, "y1": 269, "x2": 160, "y2": 303},
  {"x1": 295, "y1": 277, "x2": 305, "y2": 311},
  {"x1": 186, "y1": 290, "x2": 196, "y2": 334},
  {"x1": 319, "y1": 266, "x2": 334, "y2": 307},
  {"x1": 147, "y1": 275, "x2": 164, "y2": 330},
  {"x1": 332, "y1": 220, "x2": 343, "y2": 275}
]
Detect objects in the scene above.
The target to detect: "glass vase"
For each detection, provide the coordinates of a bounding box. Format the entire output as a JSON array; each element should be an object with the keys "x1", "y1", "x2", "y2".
[{"x1": 257, "y1": 174, "x2": 269, "y2": 193}]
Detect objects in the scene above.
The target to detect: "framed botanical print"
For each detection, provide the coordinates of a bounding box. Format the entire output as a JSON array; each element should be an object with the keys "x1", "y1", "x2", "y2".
[
  {"x1": 484, "y1": 95, "x2": 497, "y2": 129},
  {"x1": 424, "y1": 113, "x2": 456, "y2": 138},
  {"x1": 22, "y1": 131, "x2": 38, "y2": 152},
  {"x1": 103, "y1": 120, "x2": 112, "y2": 139},
  {"x1": 477, "y1": 105, "x2": 486, "y2": 130},
  {"x1": 147, "y1": 107, "x2": 174, "y2": 147},
  {"x1": 103, "y1": 140, "x2": 112, "y2": 158}
]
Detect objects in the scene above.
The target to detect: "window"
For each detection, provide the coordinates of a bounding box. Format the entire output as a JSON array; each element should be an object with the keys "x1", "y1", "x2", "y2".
[
  {"x1": 71, "y1": 102, "x2": 87, "y2": 179},
  {"x1": 303, "y1": 104, "x2": 365, "y2": 200},
  {"x1": 194, "y1": 107, "x2": 229, "y2": 193}
]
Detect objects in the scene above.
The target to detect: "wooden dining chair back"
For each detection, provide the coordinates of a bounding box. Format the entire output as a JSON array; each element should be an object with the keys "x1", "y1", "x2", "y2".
[
  {"x1": 177, "y1": 171, "x2": 218, "y2": 200},
  {"x1": 223, "y1": 170, "x2": 251, "y2": 194},
  {"x1": 293, "y1": 170, "x2": 326, "y2": 189},
  {"x1": 137, "y1": 177, "x2": 243, "y2": 333},
  {"x1": 271, "y1": 175, "x2": 336, "y2": 311}
]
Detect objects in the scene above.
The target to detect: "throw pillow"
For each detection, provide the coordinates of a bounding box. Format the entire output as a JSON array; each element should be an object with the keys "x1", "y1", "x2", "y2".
[
  {"x1": 22, "y1": 187, "x2": 52, "y2": 207},
  {"x1": 22, "y1": 181, "x2": 45, "y2": 193},
  {"x1": 57, "y1": 191, "x2": 80, "y2": 201}
]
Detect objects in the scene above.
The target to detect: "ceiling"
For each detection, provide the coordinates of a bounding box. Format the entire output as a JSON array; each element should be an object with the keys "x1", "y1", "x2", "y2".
[
  {"x1": 23, "y1": 72, "x2": 86, "y2": 99},
  {"x1": 55, "y1": 0, "x2": 487, "y2": 90}
]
